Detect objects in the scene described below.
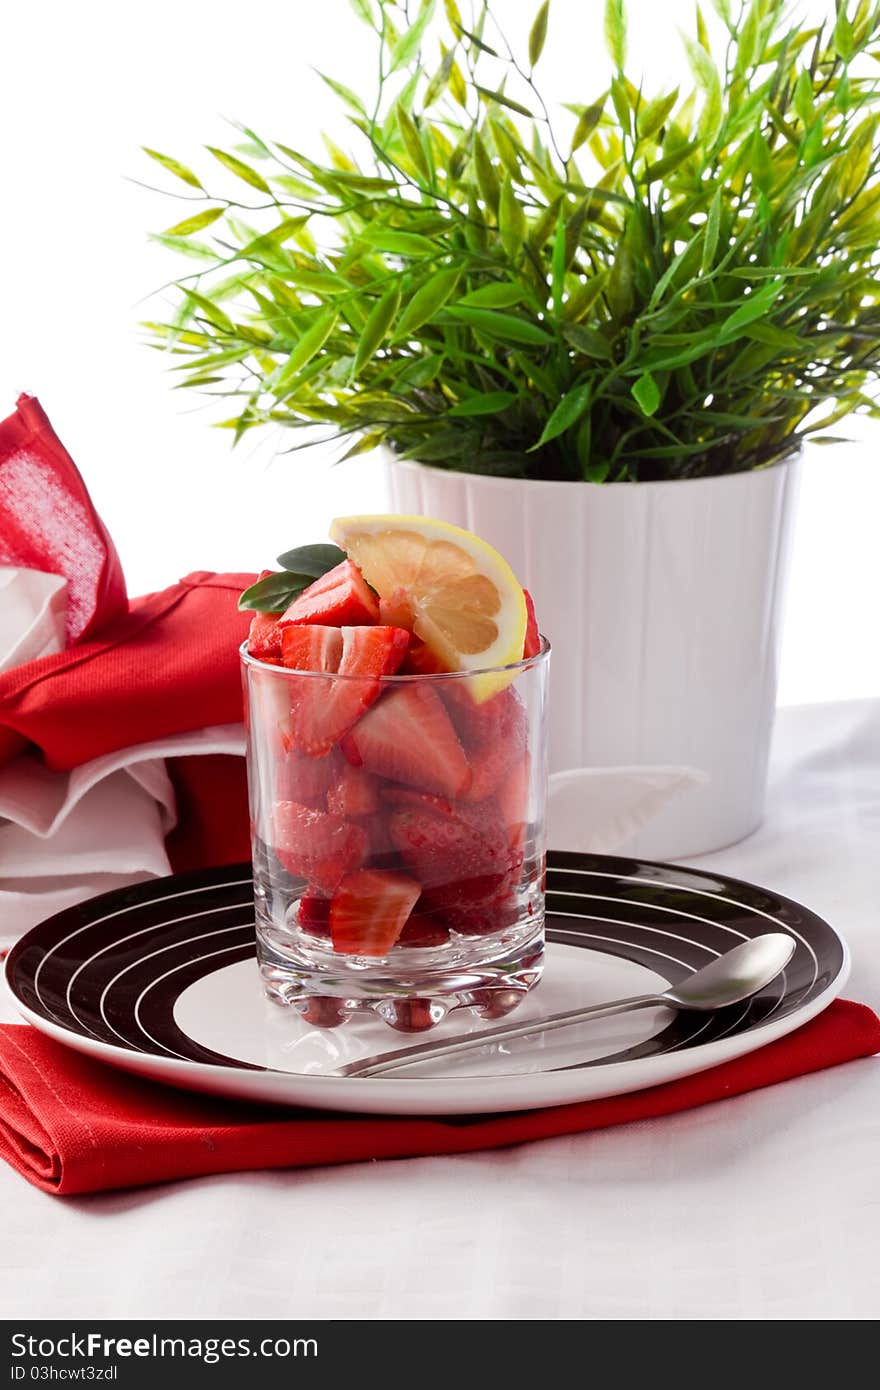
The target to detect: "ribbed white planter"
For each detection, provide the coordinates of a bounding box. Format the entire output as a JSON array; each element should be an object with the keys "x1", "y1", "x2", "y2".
[{"x1": 387, "y1": 451, "x2": 801, "y2": 860}]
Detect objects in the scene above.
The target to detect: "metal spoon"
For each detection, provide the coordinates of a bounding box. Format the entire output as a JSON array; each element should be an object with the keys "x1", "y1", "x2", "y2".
[{"x1": 338, "y1": 932, "x2": 796, "y2": 1079}]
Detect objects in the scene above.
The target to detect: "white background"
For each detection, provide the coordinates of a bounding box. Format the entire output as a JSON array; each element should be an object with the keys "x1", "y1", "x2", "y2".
[{"x1": 0, "y1": 0, "x2": 877, "y2": 705}]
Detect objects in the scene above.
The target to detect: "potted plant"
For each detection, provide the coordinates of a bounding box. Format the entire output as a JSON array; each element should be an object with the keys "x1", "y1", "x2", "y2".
[{"x1": 143, "y1": 0, "x2": 880, "y2": 856}]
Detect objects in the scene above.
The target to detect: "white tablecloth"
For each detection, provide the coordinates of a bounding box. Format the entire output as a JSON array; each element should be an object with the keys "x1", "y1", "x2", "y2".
[{"x1": 2, "y1": 699, "x2": 878, "y2": 1321}]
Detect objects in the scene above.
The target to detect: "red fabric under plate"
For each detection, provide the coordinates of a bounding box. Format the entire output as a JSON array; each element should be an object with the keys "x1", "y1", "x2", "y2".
[{"x1": 0, "y1": 1001, "x2": 877, "y2": 1195}]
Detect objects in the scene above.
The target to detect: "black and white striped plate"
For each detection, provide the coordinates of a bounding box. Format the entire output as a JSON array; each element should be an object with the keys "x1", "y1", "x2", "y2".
[{"x1": 4, "y1": 852, "x2": 849, "y2": 1116}]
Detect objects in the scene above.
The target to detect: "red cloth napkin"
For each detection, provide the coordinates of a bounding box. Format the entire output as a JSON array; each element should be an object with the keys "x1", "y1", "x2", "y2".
[
  {"x1": 0, "y1": 394, "x2": 128, "y2": 647},
  {"x1": 0, "y1": 1002, "x2": 877, "y2": 1195}
]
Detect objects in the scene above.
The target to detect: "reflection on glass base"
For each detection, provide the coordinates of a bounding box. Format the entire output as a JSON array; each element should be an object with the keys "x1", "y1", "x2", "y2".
[{"x1": 256, "y1": 909, "x2": 544, "y2": 1033}]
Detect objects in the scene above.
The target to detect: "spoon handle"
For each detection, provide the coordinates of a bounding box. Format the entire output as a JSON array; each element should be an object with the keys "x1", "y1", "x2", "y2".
[{"x1": 338, "y1": 993, "x2": 663, "y2": 1078}]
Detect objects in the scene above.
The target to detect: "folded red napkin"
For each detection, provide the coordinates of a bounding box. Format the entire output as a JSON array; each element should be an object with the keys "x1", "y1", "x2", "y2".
[
  {"x1": 0, "y1": 394, "x2": 128, "y2": 647},
  {"x1": 0, "y1": 1002, "x2": 878, "y2": 1195}
]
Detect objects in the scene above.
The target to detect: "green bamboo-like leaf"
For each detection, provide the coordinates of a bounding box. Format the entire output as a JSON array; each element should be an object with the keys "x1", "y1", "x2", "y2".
[
  {"x1": 162, "y1": 207, "x2": 225, "y2": 237},
  {"x1": 142, "y1": 147, "x2": 203, "y2": 189},
  {"x1": 641, "y1": 140, "x2": 699, "y2": 182},
  {"x1": 348, "y1": 0, "x2": 375, "y2": 26},
  {"x1": 315, "y1": 71, "x2": 365, "y2": 114},
  {"x1": 446, "y1": 306, "x2": 554, "y2": 345},
  {"x1": 735, "y1": 2, "x2": 760, "y2": 72},
  {"x1": 551, "y1": 209, "x2": 566, "y2": 315},
  {"x1": 397, "y1": 104, "x2": 432, "y2": 182},
  {"x1": 150, "y1": 234, "x2": 220, "y2": 261},
  {"x1": 472, "y1": 133, "x2": 501, "y2": 214},
  {"x1": 389, "y1": 0, "x2": 436, "y2": 71},
  {"x1": 561, "y1": 324, "x2": 613, "y2": 358},
  {"x1": 529, "y1": 1, "x2": 551, "y2": 67},
  {"x1": 353, "y1": 284, "x2": 401, "y2": 373},
  {"x1": 475, "y1": 86, "x2": 535, "y2": 119},
  {"x1": 457, "y1": 283, "x2": 526, "y2": 308},
  {"x1": 396, "y1": 267, "x2": 461, "y2": 335},
  {"x1": 570, "y1": 102, "x2": 605, "y2": 153},
  {"x1": 448, "y1": 390, "x2": 517, "y2": 416},
  {"x1": 359, "y1": 227, "x2": 438, "y2": 255},
  {"x1": 207, "y1": 147, "x2": 272, "y2": 193},
  {"x1": 562, "y1": 270, "x2": 609, "y2": 321},
  {"x1": 530, "y1": 382, "x2": 592, "y2": 448},
  {"x1": 701, "y1": 187, "x2": 722, "y2": 273},
  {"x1": 793, "y1": 69, "x2": 816, "y2": 127},
  {"x1": 604, "y1": 0, "x2": 627, "y2": 69},
  {"x1": 637, "y1": 89, "x2": 679, "y2": 139},
  {"x1": 631, "y1": 371, "x2": 662, "y2": 415},
  {"x1": 184, "y1": 290, "x2": 236, "y2": 334},
  {"x1": 718, "y1": 282, "x2": 781, "y2": 337},
  {"x1": 499, "y1": 176, "x2": 528, "y2": 259},
  {"x1": 275, "y1": 308, "x2": 339, "y2": 385},
  {"x1": 696, "y1": 4, "x2": 710, "y2": 51},
  {"x1": 833, "y1": 7, "x2": 855, "y2": 61},
  {"x1": 424, "y1": 48, "x2": 456, "y2": 106},
  {"x1": 682, "y1": 34, "x2": 723, "y2": 146}
]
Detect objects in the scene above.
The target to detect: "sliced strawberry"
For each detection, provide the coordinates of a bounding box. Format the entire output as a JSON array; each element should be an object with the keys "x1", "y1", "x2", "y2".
[
  {"x1": 329, "y1": 869, "x2": 421, "y2": 956},
  {"x1": 273, "y1": 801, "x2": 368, "y2": 893},
  {"x1": 282, "y1": 624, "x2": 410, "y2": 756},
  {"x1": 276, "y1": 745, "x2": 342, "y2": 807},
  {"x1": 280, "y1": 623, "x2": 343, "y2": 674},
  {"x1": 297, "y1": 891, "x2": 331, "y2": 938},
  {"x1": 247, "y1": 609, "x2": 285, "y2": 660},
  {"x1": 400, "y1": 636, "x2": 447, "y2": 675},
  {"x1": 281, "y1": 559, "x2": 380, "y2": 627},
  {"x1": 378, "y1": 589, "x2": 414, "y2": 631},
  {"x1": 326, "y1": 762, "x2": 381, "y2": 818},
  {"x1": 397, "y1": 911, "x2": 451, "y2": 948},
  {"x1": 341, "y1": 683, "x2": 471, "y2": 798},
  {"x1": 442, "y1": 683, "x2": 527, "y2": 802},
  {"x1": 523, "y1": 588, "x2": 541, "y2": 658},
  {"x1": 387, "y1": 790, "x2": 519, "y2": 910},
  {"x1": 442, "y1": 887, "x2": 520, "y2": 936},
  {"x1": 497, "y1": 750, "x2": 531, "y2": 849}
]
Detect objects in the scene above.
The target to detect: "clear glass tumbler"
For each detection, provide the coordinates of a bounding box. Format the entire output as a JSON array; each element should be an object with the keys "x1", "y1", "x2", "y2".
[{"x1": 242, "y1": 639, "x2": 549, "y2": 1032}]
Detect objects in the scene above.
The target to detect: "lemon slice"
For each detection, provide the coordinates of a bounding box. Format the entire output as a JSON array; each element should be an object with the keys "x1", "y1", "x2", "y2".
[{"x1": 329, "y1": 514, "x2": 527, "y2": 700}]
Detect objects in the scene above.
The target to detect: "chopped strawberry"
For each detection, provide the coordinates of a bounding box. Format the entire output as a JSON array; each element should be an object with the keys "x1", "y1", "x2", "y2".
[
  {"x1": 400, "y1": 637, "x2": 447, "y2": 675},
  {"x1": 341, "y1": 684, "x2": 471, "y2": 799},
  {"x1": 247, "y1": 609, "x2": 285, "y2": 661},
  {"x1": 442, "y1": 684, "x2": 527, "y2": 802},
  {"x1": 329, "y1": 869, "x2": 421, "y2": 956},
  {"x1": 282, "y1": 624, "x2": 410, "y2": 757},
  {"x1": 497, "y1": 751, "x2": 531, "y2": 849},
  {"x1": 277, "y1": 745, "x2": 342, "y2": 805},
  {"x1": 280, "y1": 623, "x2": 343, "y2": 674},
  {"x1": 378, "y1": 589, "x2": 414, "y2": 631},
  {"x1": 297, "y1": 891, "x2": 331, "y2": 937},
  {"x1": 273, "y1": 801, "x2": 367, "y2": 893},
  {"x1": 386, "y1": 790, "x2": 520, "y2": 910},
  {"x1": 523, "y1": 588, "x2": 541, "y2": 658},
  {"x1": 326, "y1": 762, "x2": 380, "y2": 818},
  {"x1": 397, "y1": 912, "x2": 451, "y2": 948},
  {"x1": 281, "y1": 559, "x2": 380, "y2": 627},
  {"x1": 442, "y1": 887, "x2": 520, "y2": 936}
]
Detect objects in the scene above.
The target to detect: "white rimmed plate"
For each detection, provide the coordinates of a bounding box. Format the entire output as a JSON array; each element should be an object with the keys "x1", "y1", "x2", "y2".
[{"x1": 4, "y1": 852, "x2": 849, "y2": 1115}]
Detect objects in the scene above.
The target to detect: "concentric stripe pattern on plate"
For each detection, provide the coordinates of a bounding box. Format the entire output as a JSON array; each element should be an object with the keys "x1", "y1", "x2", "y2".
[{"x1": 5, "y1": 853, "x2": 844, "y2": 1074}]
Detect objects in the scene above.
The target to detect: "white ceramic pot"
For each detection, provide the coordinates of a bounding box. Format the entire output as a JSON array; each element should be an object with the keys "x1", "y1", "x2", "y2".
[{"x1": 387, "y1": 451, "x2": 802, "y2": 860}]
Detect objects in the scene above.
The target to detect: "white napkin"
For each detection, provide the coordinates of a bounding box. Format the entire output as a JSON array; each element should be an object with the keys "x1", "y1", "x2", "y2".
[
  {"x1": 0, "y1": 567, "x2": 68, "y2": 671},
  {"x1": 548, "y1": 765, "x2": 708, "y2": 854}
]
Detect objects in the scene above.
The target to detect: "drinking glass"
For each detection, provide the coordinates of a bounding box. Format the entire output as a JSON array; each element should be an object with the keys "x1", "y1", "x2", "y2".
[{"x1": 242, "y1": 640, "x2": 550, "y2": 1032}]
